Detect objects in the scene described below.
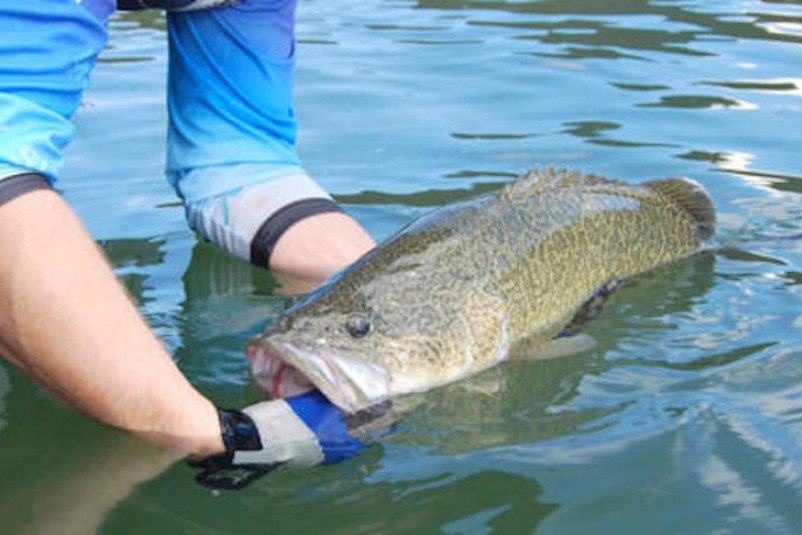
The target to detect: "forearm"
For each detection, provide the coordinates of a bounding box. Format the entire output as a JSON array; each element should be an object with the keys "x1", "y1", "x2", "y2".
[{"x1": 0, "y1": 190, "x2": 223, "y2": 457}]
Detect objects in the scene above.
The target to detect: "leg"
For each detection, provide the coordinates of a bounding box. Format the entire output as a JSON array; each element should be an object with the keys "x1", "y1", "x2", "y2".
[
  {"x1": 0, "y1": 0, "x2": 113, "y2": 182},
  {"x1": 167, "y1": 0, "x2": 375, "y2": 288},
  {"x1": 269, "y1": 211, "x2": 375, "y2": 285}
]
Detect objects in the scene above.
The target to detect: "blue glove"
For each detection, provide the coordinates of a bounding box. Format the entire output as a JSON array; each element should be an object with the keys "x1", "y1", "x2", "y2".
[
  {"x1": 284, "y1": 390, "x2": 367, "y2": 464},
  {"x1": 191, "y1": 390, "x2": 385, "y2": 490}
]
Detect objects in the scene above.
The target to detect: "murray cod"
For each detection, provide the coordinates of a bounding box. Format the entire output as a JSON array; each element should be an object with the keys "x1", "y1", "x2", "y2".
[{"x1": 247, "y1": 167, "x2": 715, "y2": 413}]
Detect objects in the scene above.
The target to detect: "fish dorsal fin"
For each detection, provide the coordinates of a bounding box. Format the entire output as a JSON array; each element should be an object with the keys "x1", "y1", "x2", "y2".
[
  {"x1": 499, "y1": 166, "x2": 611, "y2": 200},
  {"x1": 643, "y1": 177, "x2": 716, "y2": 240}
]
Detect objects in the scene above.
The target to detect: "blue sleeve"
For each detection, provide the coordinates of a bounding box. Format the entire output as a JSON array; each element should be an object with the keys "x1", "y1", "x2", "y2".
[
  {"x1": 0, "y1": 0, "x2": 112, "y2": 183},
  {"x1": 166, "y1": 0, "x2": 306, "y2": 205}
]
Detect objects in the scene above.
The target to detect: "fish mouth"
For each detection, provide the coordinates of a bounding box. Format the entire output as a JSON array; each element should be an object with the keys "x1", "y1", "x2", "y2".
[
  {"x1": 246, "y1": 340, "x2": 315, "y2": 400},
  {"x1": 246, "y1": 338, "x2": 390, "y2": 413}
]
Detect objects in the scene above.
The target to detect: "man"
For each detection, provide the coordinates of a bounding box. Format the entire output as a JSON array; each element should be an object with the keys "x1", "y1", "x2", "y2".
[{"x1": 0, "y1": 0, "x2": 376, "y2": 488}]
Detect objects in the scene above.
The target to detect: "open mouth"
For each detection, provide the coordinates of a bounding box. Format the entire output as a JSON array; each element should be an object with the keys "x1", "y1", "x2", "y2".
[
  {"x1": 246, "y1": 341, "x2": 315, "y2": 400},
  {"x1": 247, "y1": 338, "x2": 392, "y2": 413}
]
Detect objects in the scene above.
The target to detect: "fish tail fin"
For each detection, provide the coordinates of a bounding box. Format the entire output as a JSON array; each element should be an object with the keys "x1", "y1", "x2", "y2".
[{"x1": 644, "y1": 177, "x2": 716, "y2": 240}]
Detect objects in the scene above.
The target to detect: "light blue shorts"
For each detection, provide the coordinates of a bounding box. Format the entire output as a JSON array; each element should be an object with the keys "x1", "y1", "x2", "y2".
[{"x1": 0, "y1": 0, "x2": 338, "y2": 264}]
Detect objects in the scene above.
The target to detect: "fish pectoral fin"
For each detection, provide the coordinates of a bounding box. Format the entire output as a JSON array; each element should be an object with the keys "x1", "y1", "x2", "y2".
[
  {"x1": 509, "y1": 333, "x2": 596, "y2": 361},
  {"x1": 455, "y1": 367, "x2": 506, "y2": 397},
  {"x1": 559, "y1": 278, "x2": 621, "y2": 337}
]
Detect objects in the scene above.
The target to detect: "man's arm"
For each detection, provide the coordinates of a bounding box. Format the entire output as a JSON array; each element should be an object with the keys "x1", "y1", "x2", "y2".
[
  {"x1": 0, "y1": 0, "x2": 377, "y2": 481},
  {"x1": 0, "y1": 189, "x2": 224, "y2": 458}
]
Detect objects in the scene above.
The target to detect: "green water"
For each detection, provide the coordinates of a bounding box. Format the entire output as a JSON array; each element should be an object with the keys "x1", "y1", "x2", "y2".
[{"x1": 2, "y1": 0, "x2": 802, "y2": 532}]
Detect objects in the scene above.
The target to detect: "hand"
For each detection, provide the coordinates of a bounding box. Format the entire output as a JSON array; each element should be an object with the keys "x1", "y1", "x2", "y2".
[{"x1": 190, "y1": 390, "x2": 383, "y2": 490}]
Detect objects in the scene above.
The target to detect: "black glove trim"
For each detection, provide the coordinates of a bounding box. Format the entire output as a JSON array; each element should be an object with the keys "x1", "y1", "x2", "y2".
[
  {"x1": 189, "y1": 406, "x2": 283, "y2": 490},
  {"x1": 220, "y1": 406, "x2": 263, "y2": 452},
  {"x1": 116, "y1": 0, "x2": 168, "y2": 9},
  {"x1": 117, "y1": 0, "x2": 241, "y2": 10},
  {"x1": 188, "y1": 407, "x2": 259, "y2": 470}
]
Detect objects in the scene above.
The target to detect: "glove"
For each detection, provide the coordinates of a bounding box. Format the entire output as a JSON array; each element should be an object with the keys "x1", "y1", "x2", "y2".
[{"x1": 190, "y1": 390, "x2": 385, "y2": 490}]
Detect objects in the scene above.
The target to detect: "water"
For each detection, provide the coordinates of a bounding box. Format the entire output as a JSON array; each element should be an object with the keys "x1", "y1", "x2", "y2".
[{"x1": 2, "y1": 0, "x2": 802, "y2": 532}]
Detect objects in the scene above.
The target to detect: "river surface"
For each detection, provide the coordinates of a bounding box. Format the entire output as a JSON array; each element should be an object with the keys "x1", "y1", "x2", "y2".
[{"x1": 2, "y1": 0, "x2": 802, "y2": 533}]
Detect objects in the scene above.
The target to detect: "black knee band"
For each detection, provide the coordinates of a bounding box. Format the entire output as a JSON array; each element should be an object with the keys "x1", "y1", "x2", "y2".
[
  {"x1": 250, "y1": 198, "x2": 343, "y2": 268},
  {"x1": 0, "y1": 173, "x2": 53, "y2": 209},
  {"x1": 116, "y1": 0, "x2": 239, "y2": 11},
  {"x1": 117, "y1": 0, "x2": 187, "y2": 10}
]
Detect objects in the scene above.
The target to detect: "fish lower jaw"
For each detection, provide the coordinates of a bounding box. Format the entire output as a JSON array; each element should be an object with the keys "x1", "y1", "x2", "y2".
[{"x1": 249, "y1": 338, "x2": 396, "y2": 413}]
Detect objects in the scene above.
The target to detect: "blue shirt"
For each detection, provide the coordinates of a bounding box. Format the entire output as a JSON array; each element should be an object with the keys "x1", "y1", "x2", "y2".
[{"x1": 0, "y1": 0, "x2": 303, "y2": 204}]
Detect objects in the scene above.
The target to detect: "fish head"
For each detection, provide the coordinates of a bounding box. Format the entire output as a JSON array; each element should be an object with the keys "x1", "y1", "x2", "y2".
[
  {"x1": 247, "y1": 298, "x2": 395, "y2": 412},
  {"x1": 248, "y1": 270, "x2": 507, "y2": 412}
]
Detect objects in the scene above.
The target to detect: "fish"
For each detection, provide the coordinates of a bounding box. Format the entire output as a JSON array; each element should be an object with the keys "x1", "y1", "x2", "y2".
[{"x1": 246, "y1": 167, "x2": 715, "y2": 413}]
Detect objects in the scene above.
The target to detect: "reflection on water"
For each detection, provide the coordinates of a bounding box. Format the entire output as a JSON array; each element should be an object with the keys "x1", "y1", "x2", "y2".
[
  {"x1": 111, "y1": 9, "x2": 166, "y2": 31},
  {"x1": 1, "y1": 0, "x2": 802, "y2": 532},
  {"x1": 638, "y1": 94, "x2": 752, "y2": 109},
  {"x1": 334, "y1": 181, "x2": 507, "y2": 207},
  {"x1": 418, "y1": 0, "x2": 802, "y2": 47},
  {"x1": 704, "y1": 78, "x2": 802, "y2": 94}
]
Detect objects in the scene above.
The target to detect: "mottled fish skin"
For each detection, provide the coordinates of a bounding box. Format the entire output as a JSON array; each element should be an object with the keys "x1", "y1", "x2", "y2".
[{"x1": 249, "y1": 167, "x2": 715, "y2": 413}]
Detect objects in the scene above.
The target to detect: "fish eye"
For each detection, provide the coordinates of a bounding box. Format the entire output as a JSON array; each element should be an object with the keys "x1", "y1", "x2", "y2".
[{"x1": 345, "y1": 313, "x2": 371, "y2": 339}]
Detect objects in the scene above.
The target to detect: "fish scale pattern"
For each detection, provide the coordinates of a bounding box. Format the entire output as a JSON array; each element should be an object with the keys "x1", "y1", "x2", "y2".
[{"x1": 252, "y1": 168, "x2": 713, "y2": 412}]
